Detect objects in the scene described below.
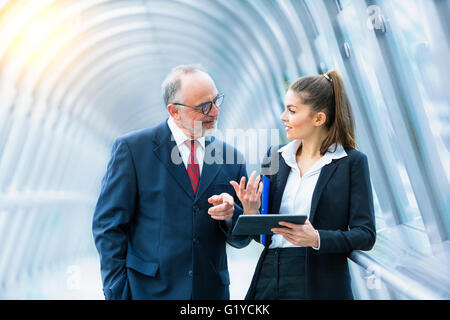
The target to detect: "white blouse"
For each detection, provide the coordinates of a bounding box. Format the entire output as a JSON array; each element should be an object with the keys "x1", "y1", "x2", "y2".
[{"x1": 269, "y1": 140, "x2": 348, "y2": 249}]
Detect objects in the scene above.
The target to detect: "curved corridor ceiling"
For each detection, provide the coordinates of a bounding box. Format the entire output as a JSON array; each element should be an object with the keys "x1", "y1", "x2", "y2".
[{"x1": 0, "y1": 0, "x2": 313, "y2": 141}]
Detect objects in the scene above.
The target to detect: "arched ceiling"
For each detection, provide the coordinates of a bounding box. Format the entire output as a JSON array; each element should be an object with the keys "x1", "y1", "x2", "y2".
[{"x1": 0, "y1": 0, "x2": 317, "y2": 142}]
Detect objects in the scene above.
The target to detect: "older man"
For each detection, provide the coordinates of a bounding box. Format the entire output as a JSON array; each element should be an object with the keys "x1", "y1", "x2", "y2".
[{"x1": 92, "y1": 65, "x2": 251, "y2": 300}]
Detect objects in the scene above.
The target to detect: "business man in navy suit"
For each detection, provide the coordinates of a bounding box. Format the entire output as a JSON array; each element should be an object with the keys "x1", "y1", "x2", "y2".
[{"x1": 92, "y1": 65, "x2": 251, "y2": 300}]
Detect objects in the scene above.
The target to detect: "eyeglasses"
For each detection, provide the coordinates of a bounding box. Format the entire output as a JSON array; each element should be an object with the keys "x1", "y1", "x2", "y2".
[{"x1": 173, "y1": 93, "x2": 224, "y2": 115}]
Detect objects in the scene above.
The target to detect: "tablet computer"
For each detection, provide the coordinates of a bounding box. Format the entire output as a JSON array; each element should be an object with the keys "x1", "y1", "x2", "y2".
[{"x1": 231, "y1": 214, "x2": 307, "y2": 236}]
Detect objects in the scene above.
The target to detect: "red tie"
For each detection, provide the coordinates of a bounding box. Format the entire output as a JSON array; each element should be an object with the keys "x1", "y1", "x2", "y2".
[{"x1": 186, "y1": 140, "x2": 200, "y2": 195}]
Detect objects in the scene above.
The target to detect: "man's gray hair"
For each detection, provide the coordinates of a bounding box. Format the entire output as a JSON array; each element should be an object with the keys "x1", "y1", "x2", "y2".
[{"x1": 161, "y1": 64, "x2": 208, "y2": 106}]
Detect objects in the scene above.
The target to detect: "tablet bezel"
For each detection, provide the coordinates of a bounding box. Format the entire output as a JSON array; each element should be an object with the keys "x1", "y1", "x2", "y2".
[{"x1": 231, "y1": 214, "x2": 308, "y2": 236}]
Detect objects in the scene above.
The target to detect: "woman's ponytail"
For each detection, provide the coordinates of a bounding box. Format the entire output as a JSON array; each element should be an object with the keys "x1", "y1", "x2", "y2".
[{"x1": 322, "y1": 70, "x2": 356, "y2": 153}]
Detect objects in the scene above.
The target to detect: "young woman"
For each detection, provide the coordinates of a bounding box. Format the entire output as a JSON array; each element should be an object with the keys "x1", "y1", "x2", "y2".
[{"x1": 230, "y1": 70, "x2": 376, "y2": 300}]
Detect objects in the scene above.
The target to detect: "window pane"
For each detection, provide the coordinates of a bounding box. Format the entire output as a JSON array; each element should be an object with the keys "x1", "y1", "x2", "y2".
[
  {"x1": 337, "y1": 2, "x2": 423, "y2": 226},
  {"x1": 385, "y1": 0, "x2": 450, "y2": 181}
]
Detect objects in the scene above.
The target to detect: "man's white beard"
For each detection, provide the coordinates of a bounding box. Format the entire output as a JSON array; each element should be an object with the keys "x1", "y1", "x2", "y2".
[{"x1": 181, "y1": 119, "x2": 216, "y2": 138}]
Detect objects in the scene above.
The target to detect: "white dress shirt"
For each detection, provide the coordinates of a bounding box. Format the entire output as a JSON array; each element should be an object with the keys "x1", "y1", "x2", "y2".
[
  {"x1": 167, "y1": 117, "x2": 205, "y2": 174},
  {"x1": 167, "y1": 117, "x2": 234, "y2": 226},
  {"x1": 269, "y1": 139, "x2": 348, "y2": 249}
]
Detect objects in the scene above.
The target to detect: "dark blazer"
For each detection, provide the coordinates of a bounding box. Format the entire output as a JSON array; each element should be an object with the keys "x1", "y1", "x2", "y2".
[
  {"x1": 92, "y1": 120, "x2": 251, "y2": 300},
  {"x1": 246, "y1": 145, "x2": 376, "y2": 300}
]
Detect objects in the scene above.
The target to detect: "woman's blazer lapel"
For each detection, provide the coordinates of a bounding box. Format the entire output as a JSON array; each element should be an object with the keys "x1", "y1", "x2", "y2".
[
  {"x1": 269, "y1": 155, "x2": 290, "y2": 215},
  {"x1": 309, "y1": 160, "x2": 338, "y2": 223}
]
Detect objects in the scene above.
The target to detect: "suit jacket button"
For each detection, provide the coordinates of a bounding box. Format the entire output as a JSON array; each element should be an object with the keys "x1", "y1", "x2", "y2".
[
  {"x1": 193, "y1": 205, "x2": 199, "y2": 212},
  {"x1": 188, "y1": 270, "x2": 193, "y2": 277}
]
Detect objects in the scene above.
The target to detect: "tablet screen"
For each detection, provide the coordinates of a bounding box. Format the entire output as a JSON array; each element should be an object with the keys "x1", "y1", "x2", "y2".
[{"x1": 232, "y1": 214, "x2": 307, "y2": 236}]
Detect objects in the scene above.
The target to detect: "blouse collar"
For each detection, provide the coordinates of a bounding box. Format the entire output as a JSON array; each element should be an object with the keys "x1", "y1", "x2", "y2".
[{"x1": 278, "y1": 139, "x2": 347, "y2": 175}]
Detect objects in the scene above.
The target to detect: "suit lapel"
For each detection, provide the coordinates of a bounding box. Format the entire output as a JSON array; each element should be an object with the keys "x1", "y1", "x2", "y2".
[
  {"x1": 152, "y1": 122, "x2": 195, "y2": 200},
  {"x1": 270, "y1": 154, "x2": 291, "y2": 215},
  {"x1": 309, "y1": 160, "x2": 338, "y2": 223},
  {"x1": 266, "y1": 153, "x2": 290, "y2": 246},
  {"x1": 195, "y1": 137, "x2": 222, "y2": 201}
]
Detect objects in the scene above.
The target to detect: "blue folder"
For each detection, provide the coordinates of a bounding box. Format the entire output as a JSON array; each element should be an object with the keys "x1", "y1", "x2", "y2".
[{"x1": 260, "y1": 176, "x2": 270, "y2": 246}]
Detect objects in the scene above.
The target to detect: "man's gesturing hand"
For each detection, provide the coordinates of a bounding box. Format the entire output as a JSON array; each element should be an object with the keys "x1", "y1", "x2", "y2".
[{"x1": 207, "y1": 193, "x2": 234, "y2": 220}]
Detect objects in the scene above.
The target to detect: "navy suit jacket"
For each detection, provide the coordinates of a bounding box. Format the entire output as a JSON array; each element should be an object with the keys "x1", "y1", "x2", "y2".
[
  {"x1": 246, "y1": 145, "x2": 376, "y2": 300},
  {"x1": 92, "y1": 120, "x2": 251, "y2": 300}
]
